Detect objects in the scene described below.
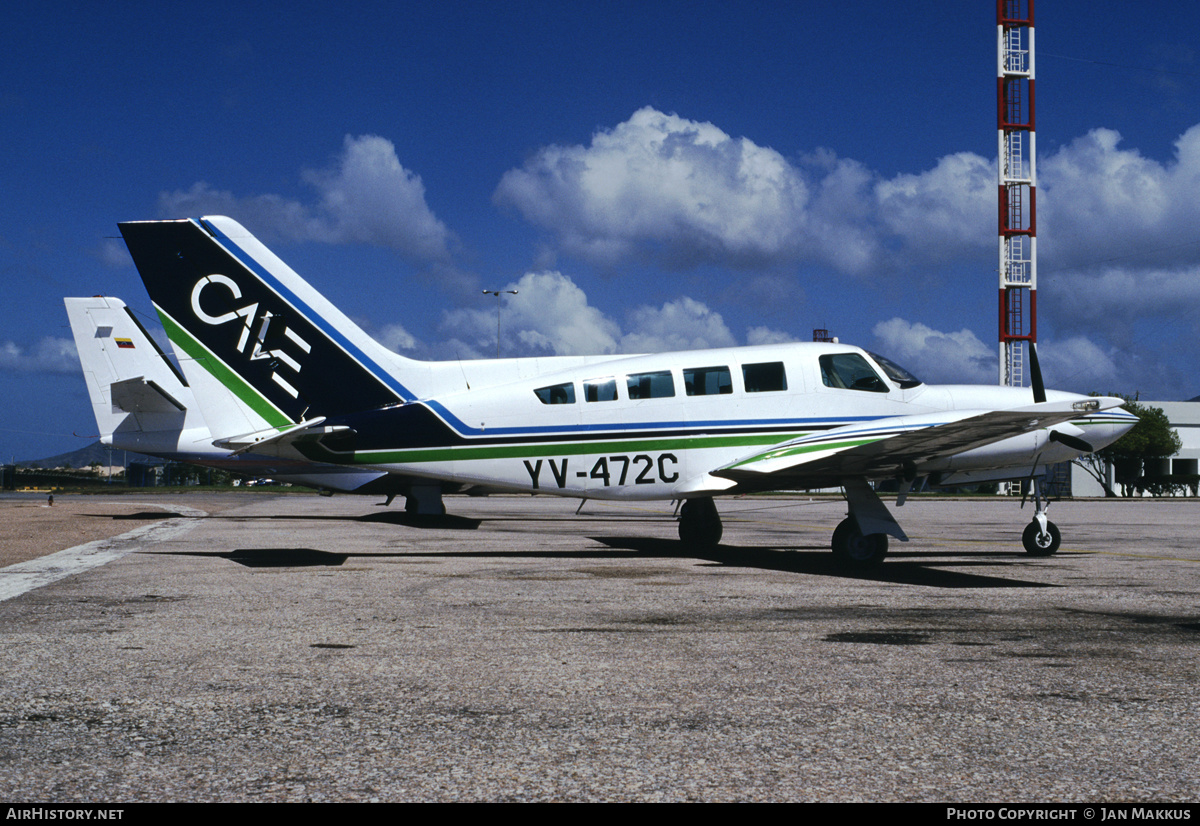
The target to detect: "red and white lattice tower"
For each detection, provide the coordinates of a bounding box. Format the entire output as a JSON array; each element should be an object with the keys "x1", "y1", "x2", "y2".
[{"x1": 997, "y1": 0, "x2": 1036, "y2": 388}]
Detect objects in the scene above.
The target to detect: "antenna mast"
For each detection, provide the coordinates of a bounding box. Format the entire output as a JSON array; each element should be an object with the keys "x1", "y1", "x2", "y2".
[{"x1": 998, "y1": 0, "x2": 1036, "y2": 388}]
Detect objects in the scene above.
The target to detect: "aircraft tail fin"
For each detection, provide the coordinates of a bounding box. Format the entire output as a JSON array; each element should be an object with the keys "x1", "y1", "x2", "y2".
[
  {"x1": 64, "y1": 295, "x2": 203, "y2": 452},
  {"x1": 119, "y1": 216, "x2": 416, "y2": 441}
]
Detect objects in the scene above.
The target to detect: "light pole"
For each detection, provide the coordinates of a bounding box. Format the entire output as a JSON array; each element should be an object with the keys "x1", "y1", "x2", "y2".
[{"x1": 482, "y1": 289, "x2": 517, "y2": 358}]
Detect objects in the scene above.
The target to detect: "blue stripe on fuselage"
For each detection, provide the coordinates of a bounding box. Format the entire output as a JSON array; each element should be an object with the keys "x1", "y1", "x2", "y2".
[{"x1": 420, "y1": 398, "x2": 880, "y2": 439}]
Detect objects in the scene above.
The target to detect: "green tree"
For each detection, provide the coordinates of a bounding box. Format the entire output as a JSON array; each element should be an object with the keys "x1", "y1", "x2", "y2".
[{"x1": 1081, "y1": 395, "x2": 1181, "y2": 497}]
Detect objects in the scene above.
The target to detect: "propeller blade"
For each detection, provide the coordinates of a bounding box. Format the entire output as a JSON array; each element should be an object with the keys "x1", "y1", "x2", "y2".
[
  {"x1": 1028, "y1": 342, "x2": 1046, "y2": 404},
  {"x1": 1049, "y1": 429, "x2": 1095, "y2": 453}
]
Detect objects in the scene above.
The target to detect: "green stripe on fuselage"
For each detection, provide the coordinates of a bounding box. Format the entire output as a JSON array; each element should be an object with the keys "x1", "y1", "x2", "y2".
[
  {"x1": 297, "y1": 429, "x2": 813, "y2": 467},
  {"x1": 155, "y1": 307, "x2": 292, "y2": 430}
]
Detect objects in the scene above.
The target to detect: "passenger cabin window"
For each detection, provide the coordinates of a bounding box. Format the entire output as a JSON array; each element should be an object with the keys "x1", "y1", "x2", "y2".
[
  {"x1": 684, "y1": 366, "x2": 732, "y2": 396},
  {"x1": 742, "y1": 362, "x2": 787, "y2": 393},
  {"x1": 819, "y1": 353, "x2": 888, "y2": 392},
  {"x1": 533, "y1": 382, "x2": 576, "y2": 405},
  {"x1": 626, "y1": 370, "x2": 675, "y2": 400},
  {"x1": 584, "y1": 377, "x2": 618, "y2": 402}
]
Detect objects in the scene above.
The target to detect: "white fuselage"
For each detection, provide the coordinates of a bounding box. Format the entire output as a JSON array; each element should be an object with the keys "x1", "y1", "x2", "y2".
[{"x1": 314, "y1": 342, "x2": 1133, "y2": 500}]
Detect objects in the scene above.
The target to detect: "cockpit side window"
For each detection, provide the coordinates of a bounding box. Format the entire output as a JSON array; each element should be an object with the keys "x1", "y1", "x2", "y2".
[
  {"x1": 683, "y1": 366, "x2": 732, "y2": 396},
  {"x1": 742, "y1": 362, "x2": 787, "y2": 393},
  {"x1": 819, "y1": 353, "x2": 889, "y2": 392},
  {"x1": 533, "y1": 382, "x2": 576, "y2": 404}
]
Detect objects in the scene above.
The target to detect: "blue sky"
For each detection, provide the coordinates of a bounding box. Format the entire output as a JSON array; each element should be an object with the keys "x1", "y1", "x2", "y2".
[{"x1": 4, "y1": 1, "x2": 1199, "y2": 461}]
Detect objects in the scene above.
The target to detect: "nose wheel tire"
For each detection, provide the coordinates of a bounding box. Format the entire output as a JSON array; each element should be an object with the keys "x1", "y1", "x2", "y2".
[
  {"x1": 832, "y1": 518, "x2": 888, "y2": 566},
  {"x1": 1022, "y1": 520, "x2": 1061, "y2": 556}
]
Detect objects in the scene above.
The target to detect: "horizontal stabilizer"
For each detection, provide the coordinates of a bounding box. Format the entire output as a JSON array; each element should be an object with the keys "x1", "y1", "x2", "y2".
[
  {"x1": 110, "y1": 377, "x2": 187, "y2": 414},
  {"x1": 214, "y1": 417, "x2": 354, "y2": 456}
]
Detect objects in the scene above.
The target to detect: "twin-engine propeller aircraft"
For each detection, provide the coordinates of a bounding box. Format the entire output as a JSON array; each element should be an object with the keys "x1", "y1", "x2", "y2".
[{"x1": 118, "y1": 216, "x2": 1136, "y2": 565}]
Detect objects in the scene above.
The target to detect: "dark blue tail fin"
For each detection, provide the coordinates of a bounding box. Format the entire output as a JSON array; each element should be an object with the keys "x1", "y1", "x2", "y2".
[{"x1": 120, "y1": 216, "x2": 415, "y2": 438}]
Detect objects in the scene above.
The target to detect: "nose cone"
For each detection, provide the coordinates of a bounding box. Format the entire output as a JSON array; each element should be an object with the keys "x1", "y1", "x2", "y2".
[{"x1": 1079, "y1": 407, "x2": 1139, "y2": 453}]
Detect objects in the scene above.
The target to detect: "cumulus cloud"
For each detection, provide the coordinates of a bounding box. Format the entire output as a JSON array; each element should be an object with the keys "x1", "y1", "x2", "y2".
[
  {"x1": 442, "y1": 271, "x2": 621, "y2": 357},
  {"x1": 746, "y1": 326, "x2": 798, "y2": 346},
  {"x1": 434, "y1": 270, "x2": 771, "y2": 359},
  {"x1": 495, "y1": 107, "x2": 812, "y2": 270},
  {"x1": 620, "y1": 298, "x2": 737, "y2": 353},
  {"x1": 494, "y1": 107, "x2": 1006, "y2": 275},
  {"x1": 497, "y1": 107, "x2": 1200, "y2": 293},
  {"x1": 375, "y1": 323, "x2": 418, "y2": 353},
  {"x1": 427, "y1": 337, "x2": 488, "y2": 362},
  {"x1": 159, "y1": 135, "x2": 457, "y2": 269},
  {"x1": 871, "y1": 318, "x2": 996, "y2": 385},
  {"x1": 0, "y1": 337, "x2": 77, "y2": 374},
  {"x1": 1040, "y1": 126, "x2": 1200, "y2": 270},
  {"x1": 874, "y1": 151, "x2": 994, "y2": 264},
  {"x1": 1037, "y1": 335, "x2": 1120, "y2": 392}
]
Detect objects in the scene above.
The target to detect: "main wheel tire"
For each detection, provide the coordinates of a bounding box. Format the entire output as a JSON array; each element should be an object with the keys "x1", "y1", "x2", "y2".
[
  {"x1": 831, "y1": 517, "x2": 888, "y2": 565},
  {"x1": 678, "y1": 498, "x2": 723, "y2": 548},
  {"x1": 1022, "y1": 519, "x2": 1061, "y2": 556},
  {"x1": 405, "y1": 494, "x2": 446, "y2": 516}
]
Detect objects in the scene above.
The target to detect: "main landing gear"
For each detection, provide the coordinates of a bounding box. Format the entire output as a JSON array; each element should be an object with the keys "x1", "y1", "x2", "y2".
[
  {"x1": 1022, "y1": 476, "x2": 1060, "y2": 556},
  {"x1": 832, "y1": 518, "x2": 889, "y2": 565},
  {"x1": 830, "y1": 479, "x2": 907, "y2": 567},
  {"x1": 678, "y1": 497, "x2": 722, "y2": 548},
  {"x1": 404, "y1": 484, "x2": 446, "y2": 516}
]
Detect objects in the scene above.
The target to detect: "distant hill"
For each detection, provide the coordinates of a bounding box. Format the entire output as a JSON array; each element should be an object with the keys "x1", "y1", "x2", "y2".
[{"x1": 16, "y1": 441, "x2": 163, "y2": 470}]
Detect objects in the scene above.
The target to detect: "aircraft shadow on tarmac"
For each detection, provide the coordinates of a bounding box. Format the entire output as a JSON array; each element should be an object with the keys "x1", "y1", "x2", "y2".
[
  {"x1": 143, "y1": 548, "x2": 353, "y2": 567},
  {"x1": 223, "y1": 548, "x2": 350, "y2": 567},
  {"x1": 150, "y1": 538, "x2": 1059, "y2": 586},
  {"x1": 195, "y1": 511, "x2": 484, "y2": 530},
  {"x1": 136, "y1": 504, "x2": 1057, "y2": 585},
  {"x1": 588, "y1": 536, "x2": 1060, "y2": 588},
  {"x1": 357, "y1": 511, "x2": 482, "y2": 529},
  {"x1": 150, "y1": 546, "x2": 682, "y2": 568}
]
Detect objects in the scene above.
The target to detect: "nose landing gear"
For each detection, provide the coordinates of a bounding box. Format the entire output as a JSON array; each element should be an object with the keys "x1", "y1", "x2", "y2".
[
  {"x1": 1022, "y1": 475, "x2": 1060, "y2": 556},
  {"x1": 1022, "y1": 518, "x2": 1061, "y2": 555}
]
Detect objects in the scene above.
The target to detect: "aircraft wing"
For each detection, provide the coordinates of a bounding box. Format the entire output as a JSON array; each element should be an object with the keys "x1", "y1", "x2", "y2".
[{"x1": 710, "y1": 397, "x2": 1125, "y2": 490}]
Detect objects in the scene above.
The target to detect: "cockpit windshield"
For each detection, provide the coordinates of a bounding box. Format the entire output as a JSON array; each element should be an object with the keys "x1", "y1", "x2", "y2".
[{"x1": 867, "y1": 351, "x2": 923, "y2": 389}]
